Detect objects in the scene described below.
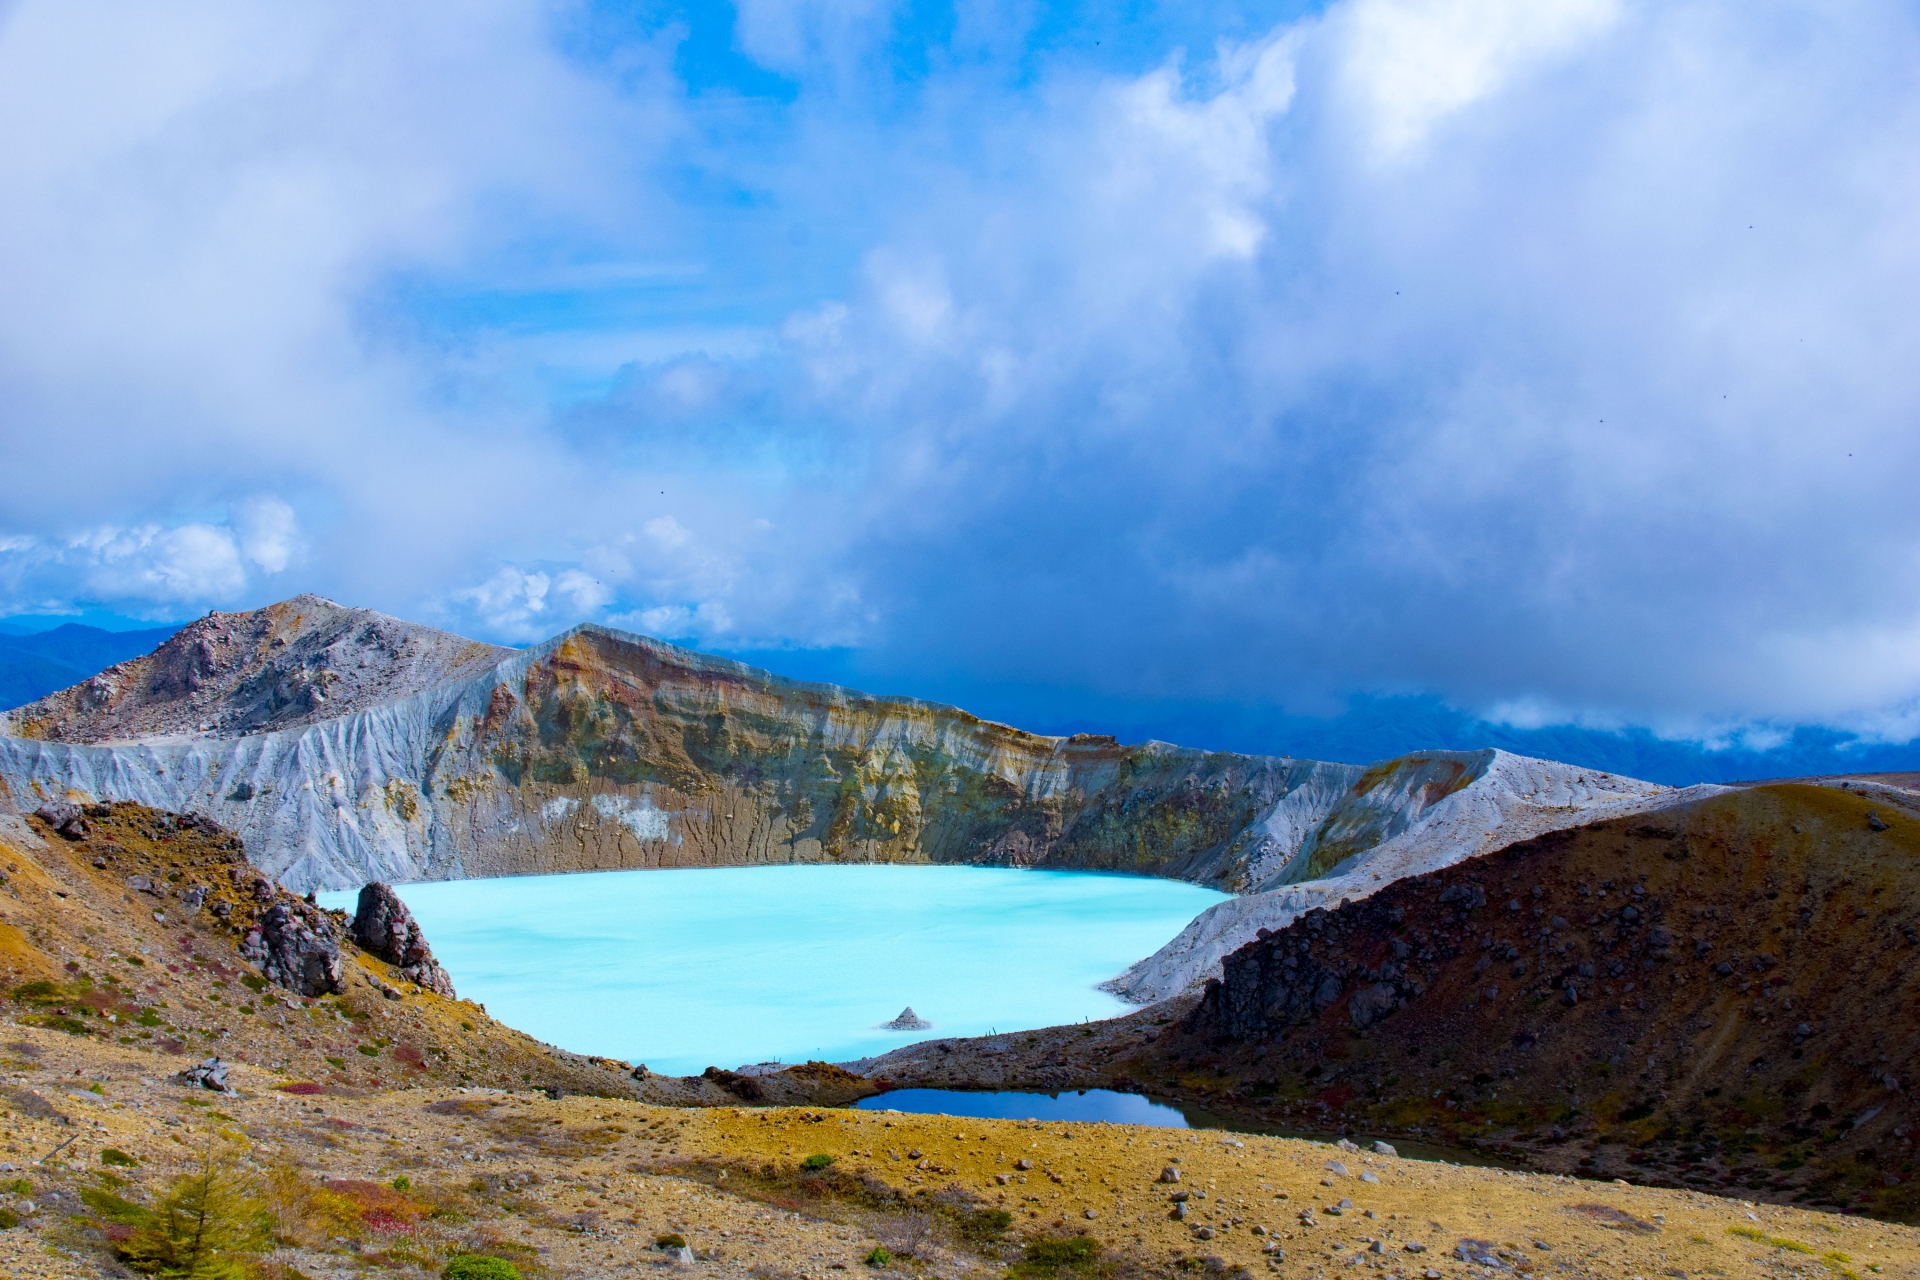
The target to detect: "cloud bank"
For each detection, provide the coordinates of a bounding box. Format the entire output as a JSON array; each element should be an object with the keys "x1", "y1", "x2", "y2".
[{"x1": 2, "y1": 0, "x2": 1918, "y2": 752}]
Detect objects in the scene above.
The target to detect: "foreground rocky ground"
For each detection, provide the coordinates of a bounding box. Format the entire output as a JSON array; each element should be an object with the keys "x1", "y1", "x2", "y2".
[{"x1": 2, "y1": 1023, "x2": 1916, "y2": 1280}]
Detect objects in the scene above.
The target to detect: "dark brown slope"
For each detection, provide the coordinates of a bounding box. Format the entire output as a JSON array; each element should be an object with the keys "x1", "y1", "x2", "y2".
[
  {"x1": 3, "y1": 594, "x2": 507, "y2": 742},
  {"x1": 858, "y1": 780, "x2": 1920, "y2": 1221},
  {"x1": 1169, "y1": 781, "x2": 1920, "y2": 1216}
]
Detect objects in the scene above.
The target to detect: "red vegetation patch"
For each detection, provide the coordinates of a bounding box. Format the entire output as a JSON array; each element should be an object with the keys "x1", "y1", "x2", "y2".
[
  {"x1": 276, "y1": 1081, "x2": 327, "y2": 1095},
  {"x1": 325, "y1": 1179, "x2": 428, "y2": 1234},
  {"x1": 1317, "y1": 1083, "x2": 1356, "y2": 1108}
]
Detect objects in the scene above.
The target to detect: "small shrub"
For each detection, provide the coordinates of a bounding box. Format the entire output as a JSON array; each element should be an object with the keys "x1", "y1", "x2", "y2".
[
  {"x1": 357, "y1": 1045, "x2": 379, "y2": 1057},
  {"x1": 444, "y1": 1257, "x2": 522, "y2": 1280},
  {"x1": 802, "y1": 1154, "x2": 836, "y2": 1171},
  {"x1": 81, "y1": 1185, "x2": 150, "y2": 1226},
  {"x1": 1023, "y1": 1237, "x2": 1099, "y2": 1270},
  {"x1": 240, "y1": 975, "x2": 267, "y2": 992},
  {"x1": 2, "y1": 1178, "x2": 30, "y2": 1196},
  {"x1": 0, "y1": 1209, "x2": 16, "y2": 1230},
  {"x1": 391, "y1": 1176, "x2": 411, "y2": 1192},
  {"x1": 966, "y1": 1208, "x2": 1013, "y2": 1237},
  {"x1": 101, "y1": 1148, "x2": 138, "y2": 1167},
  {"x1": 656, "y1": 1233, "x2": 688, "y2": 1250},
  {"x1": 866, "y1": 1247, "x2": 892, "y2": 1267}
]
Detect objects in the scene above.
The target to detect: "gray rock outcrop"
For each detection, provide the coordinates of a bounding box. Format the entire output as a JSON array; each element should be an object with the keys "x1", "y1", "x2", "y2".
[
  {"x1": 33, "y1": 802, "x2": 87, "y2": 839},
  {"x1": 240, "y1": 901, "x2": 345, "y2": 997},
  {"x1": 182, "y1": 1057, "x2": 233, "y2": 1092},
  {"x1": 883, "y1": 1006, "x2": 931, "y2": 1030},
  {"x1": 352, "y1": 881, "x2": 455, "y2": 996}
]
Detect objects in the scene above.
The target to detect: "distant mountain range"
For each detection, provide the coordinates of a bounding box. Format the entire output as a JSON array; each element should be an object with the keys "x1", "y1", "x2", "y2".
[
  {"x1": 0, "y1": 622, "x2": 182, "y2": 712},
  {"x1": 7, "y1": 594, "x2": 1913, "y2": 1000},
  {"x1": 5, "y1": 606, "x2": 1912, "y2": 789}
]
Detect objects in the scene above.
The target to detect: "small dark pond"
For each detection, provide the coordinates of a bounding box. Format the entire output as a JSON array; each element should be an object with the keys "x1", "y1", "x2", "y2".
[{"x1": 855, "y1": 1088, "x2": 1513, "y2": 1168}]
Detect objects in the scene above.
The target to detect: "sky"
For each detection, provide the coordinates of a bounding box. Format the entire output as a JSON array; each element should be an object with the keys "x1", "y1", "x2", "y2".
[{"x1": 2, "y1": 0, "x2": 1918, "y2": 777}]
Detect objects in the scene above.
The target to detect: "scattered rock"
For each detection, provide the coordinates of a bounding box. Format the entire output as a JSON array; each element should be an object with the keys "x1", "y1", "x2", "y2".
[
  {"x1": 351, "y1": 882, "x2": 455, "y2": 996},
  {"x1": 1869, "y1": 809, "x2": 1889, "y2": 832},
  {"x1": 1403, "y1": 1242, "x2": 1427, "y2": 1254},
  {"x1": 183, "y1": 1057, "x2": 233, "y2": 1092},
  {"x1": 1161, "y1": 1165, "x2": 1181, "y2": 1182},
  {"x1": 1359, "y1": 1171, "x2": 1380, "y2": 1184},
  {"x1": 1325, "y1": 1161, "x2": 1349, "y2": 1176},
  {"x1": 1371, "y1": 1141, "x2": 1397, "y2": 1156}
]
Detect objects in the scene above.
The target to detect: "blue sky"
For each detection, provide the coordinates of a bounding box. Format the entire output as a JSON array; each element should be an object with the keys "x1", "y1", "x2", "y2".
[{"x1": 2, "y1": 0, "x2": 1918, "y2": 779}]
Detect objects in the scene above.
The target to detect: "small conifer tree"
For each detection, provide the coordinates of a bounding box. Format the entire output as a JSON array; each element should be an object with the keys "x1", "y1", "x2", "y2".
[{"x1": 121, "y1": 1147, "x2": 270, "y2": 1280}]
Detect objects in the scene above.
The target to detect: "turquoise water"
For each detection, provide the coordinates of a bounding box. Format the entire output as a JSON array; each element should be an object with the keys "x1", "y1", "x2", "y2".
[{"x1": 319, "y1": 866, "x2": 1226, "y2": 1078}]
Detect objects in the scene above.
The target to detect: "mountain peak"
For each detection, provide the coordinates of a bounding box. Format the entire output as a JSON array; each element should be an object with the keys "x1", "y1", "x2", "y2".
[{"x1": 3, "y1": 594, "x2": 508, "y2": 744}]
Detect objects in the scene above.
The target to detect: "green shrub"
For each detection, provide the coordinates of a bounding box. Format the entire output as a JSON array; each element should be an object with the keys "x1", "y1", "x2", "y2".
[
  {"x1": 357, "y1": 1045, "x2": 379, "y2": 1057},
  {"x1": 81, "y1": 1186, "x2": 151, "y2": 1227},
  {"x1": 392, "y1": 1176, "x2": 412, "y2": 1191},
  {"x1": 101, "y1": 1148, "x2": 138, "y2": 1167},
  {"x1": 656, "y1": 1234, "x2": 688, "y2": 1250},
  {"x1": 240, "y1": 975, "x2": 267, "y2": 992},
  {"x1": 1023, "y1": 1237, "x2": 1100, "y2": 1270},
  {"x1": 444, "y1": 1257, "x2": 523, "y2": 1280},
  {"x1": 968, "y1": 1209, "x2": 1013, "y2": 1236},
  {"x1": 866, "y1": 1247, "x2": 892, "y2": 1267},
  {"x1": 802, "y1": 1154, "x2": 836, "y2": 1171}
]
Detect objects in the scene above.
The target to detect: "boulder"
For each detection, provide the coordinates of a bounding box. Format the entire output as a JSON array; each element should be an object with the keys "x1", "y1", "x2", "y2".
[
  {"x1": 351, "y1": 882, "x2": 455, "y2": 997},
  {"x1": 33, "y1": 802, "x2": 87, "y2": 840},
  {"x1": 1348, "y1": 982, "x2": 1398, "y2": 1030},
  {"x1": 183, "y1": 1057, "x2": 233, "y2": 1092},
  {"x1": 241, "y1": 902, "x2": 345, "y2": 997}
]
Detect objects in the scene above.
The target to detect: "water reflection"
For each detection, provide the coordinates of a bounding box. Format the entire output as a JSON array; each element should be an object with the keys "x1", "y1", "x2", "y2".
[{"x1": 856, "y1": 1088, "x2": 1512, "y2": 1167}]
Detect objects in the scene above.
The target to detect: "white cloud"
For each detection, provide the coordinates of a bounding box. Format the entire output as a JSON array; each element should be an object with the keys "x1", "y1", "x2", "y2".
[
  {"x1": 0, "y1": 499, "x2": 304, "y2": 612},
  {"x1": 233, "y1": 496, "x2": 302, "y2": 573},
  {"x1": 1335, "y1": 0, "x2": 1620, "y2": 158},
  {"x1": 5, "y1": 0, "x2": 1920, "y2": 752}
]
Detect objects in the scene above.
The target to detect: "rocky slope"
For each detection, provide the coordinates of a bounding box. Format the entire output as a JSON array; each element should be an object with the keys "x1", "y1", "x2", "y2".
[
  {"x1": 1107, "y1": 758, "x2": 1719, "y2": 1002},
  {"x1": 861, "y1": 777, "x2": 1920, "y2": 1220},
  {"x1": 1, "y1": 599, "x2": 1676, "y2": 936},
  {"x1": 0, "y1": 802, "x2": 875, "y2": 1111},
  {"x1": 3, "y1": 594, "x2": 507, "y2": 743}
]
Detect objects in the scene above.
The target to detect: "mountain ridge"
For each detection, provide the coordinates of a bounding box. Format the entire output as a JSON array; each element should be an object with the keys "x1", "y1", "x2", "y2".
[{"x1": 1, "y1": 596, "x2": 1696, "y2": 999}]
